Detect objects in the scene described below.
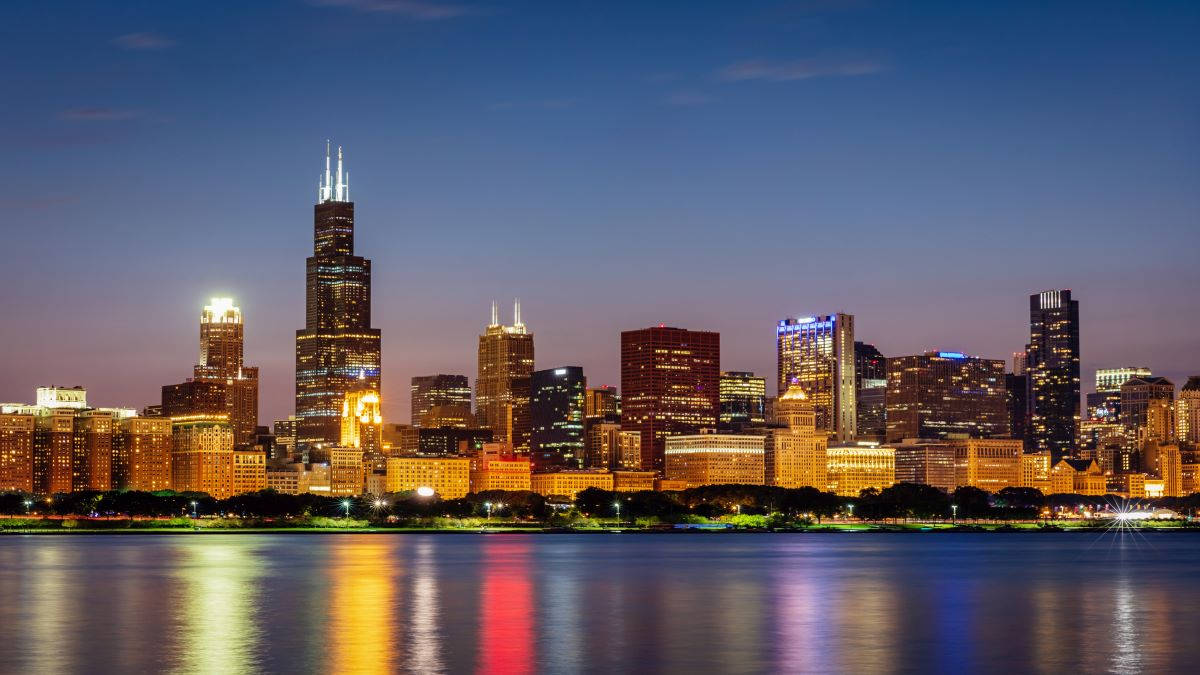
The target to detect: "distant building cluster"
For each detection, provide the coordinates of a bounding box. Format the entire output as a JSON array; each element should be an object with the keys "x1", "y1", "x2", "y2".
[{"x1": 3, "y1": 146, "x2": 1198, "y2": 503}]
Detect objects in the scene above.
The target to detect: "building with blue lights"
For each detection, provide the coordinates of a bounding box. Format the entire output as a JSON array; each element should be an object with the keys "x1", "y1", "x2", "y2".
[
  {"x1": 885, "y1": 351, "x2": 1010, "y2": 442},
  {"x1": 776, "y1": 313, "x2": 856, "y2": 441}
]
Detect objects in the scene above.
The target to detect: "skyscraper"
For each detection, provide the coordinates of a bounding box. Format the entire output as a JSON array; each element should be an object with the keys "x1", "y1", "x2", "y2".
[
  {"x1": 163, "y1": 298, "x2": 259, "y2": 446},
  {"x1": 765, "y1": 385, "x2": 827, "y2": 489},
  {"x1": 476, "y1": 300, "x2": 534, "y2": 452},
  {"x1": 718, "y1": 371, "x2": 766, "y2": 429},
  {"x1": 530, "y1": 366, "x2": 587, "y2": 470},
  {"x1": 1120, "y1": 376, "x2": 1175, "y2": 444},
  {"x1": 295, "y1": 144, "x2": 381, "y2": 445},
  {"x1": 776, "y1": 313, "x2": 856, "y2": 441},
  {"x1": 1027, "y1": 290, "x2": 1081, "y2": 460},
  {"x1": 621, "y1": 326, "x2": 719, "y2": 472},
  {"x1": 410, "y1": 375, "x2": 472, "y2": 428},
  {"x1": 885, "y1": 351, "x2": 1009, "y2": 442},
  {"x1": 1179, "y1": 376, "x2": 1200, "y2": 445},
  {"x1": 853, "y1": 342, "x2": 887, "y2": 442}
]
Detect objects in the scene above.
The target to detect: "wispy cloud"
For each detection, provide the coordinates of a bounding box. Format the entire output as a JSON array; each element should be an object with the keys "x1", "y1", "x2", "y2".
[
  {"x1": 717, "y1": 56, "x2": 886, "y2": 83},
  {"x1": 309, "y1": 0, "x2": 476, "y2": 19},
  {"x1": 58, "y1": 107, "x2": 142, "y2": 122},
  {"x1": 112, "y1": 32, "x2": 175, "y2": 50},
  {"x1": 487, "y1": 98, "x2": 576, "y2": 111}
]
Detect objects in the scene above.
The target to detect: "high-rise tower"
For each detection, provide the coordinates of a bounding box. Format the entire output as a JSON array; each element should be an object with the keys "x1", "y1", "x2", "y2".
[
  {"x1": 1027, "y1": 290, "x2": 1080, "y2": 461},
  {"x1": 776, "y1": 313, "x2": 856, "y2": 441},
  {"x1": 476, "y1": 300, "x2": 534, "y2": 452},
  {"x1": 296, "y1": 143, "x2": 382, "y2": 445}
]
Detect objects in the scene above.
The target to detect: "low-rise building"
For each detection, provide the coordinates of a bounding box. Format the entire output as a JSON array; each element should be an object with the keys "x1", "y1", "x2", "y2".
[
  {"x1": 469, "y1": 448, "x2": 532, "y2": 493},
  {"x1": 826, "y1": 442, "x2": 895, "y2": 497},
  {"x1": 232, "y1": 450, "x2": 267, "y2": 495},
  {"x1": 386, "y1": 455, "x2": 471, "y2": 499},
  {"x1": 1020, "y1": 451, "x2": 1052, "y2": 493},
  {"x1": 1049, "y1": 458, "x2": 1106, "y2": 496},
  {"x1": 266, "y1": 463, "x2": 310, "y2": 494},
  {"x1": 612, "y1": 470, "x2": 656, "y2": 492},
  {"x1": 664, "y1": 433, "x2": 765, "y2": 489},
  {"x1": 951, "y1": 438, "x2": 1024, "y2": 493},
  {"x1": 530, "y1": 470, "x2": 615, "y2": 500}
]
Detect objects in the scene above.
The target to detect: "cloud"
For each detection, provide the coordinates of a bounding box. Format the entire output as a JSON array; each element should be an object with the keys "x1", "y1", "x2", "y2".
[
  {"x1": 717, "y1": 56, "x2": 886, "y2": 82},
  {"x1": 664, "y1": 91, "x2": 714, "y2": 107},
  {"x1": 112, "y1": 32, "x2": 175, "y2": 50},
  {"x1": 58, "y1": 107, "x2": 142, "y2": 121},
  {"x1": 487, "y1": 98, "x2": 576, "y2": 111},
  {"x1": 309, "y1": 0, "x2": 475, "y2": 19}
]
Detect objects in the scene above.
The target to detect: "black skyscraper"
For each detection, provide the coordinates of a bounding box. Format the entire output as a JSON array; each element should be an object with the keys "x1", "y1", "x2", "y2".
[
  {"x1": 530, "y1": 366, "x2": 586, "y2": 470},
  {"x1": 1027, "y1": 290, "x2": 1080, "y2": 461},
  {"x1": 295, "y1": 144, "x2": 382, "y2": 444}
]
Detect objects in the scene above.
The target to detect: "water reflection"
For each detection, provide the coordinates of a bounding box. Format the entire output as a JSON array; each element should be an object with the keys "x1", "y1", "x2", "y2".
[
  {"x1": 171, "y1": 538, "x2": 266, "y2": 674},
  {"x1": 408, "y1": 537, "x2": 444, "y2": 674},
  {"x1": 478, "y1": 537, "x2": 535, "y2": 674},
  {"x1": 327, "y1": 536, "x2": 399, "y2": 674}
]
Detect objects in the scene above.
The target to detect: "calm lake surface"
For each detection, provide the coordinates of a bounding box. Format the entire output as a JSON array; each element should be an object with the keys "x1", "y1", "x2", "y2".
[{"x1": 1, "y1": 532, "x2": 1198, "y2": 674}]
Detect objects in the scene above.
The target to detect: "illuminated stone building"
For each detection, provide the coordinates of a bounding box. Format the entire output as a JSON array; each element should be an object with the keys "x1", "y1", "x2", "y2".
[
  {"x1": 893, "y1": 441, "x2": 957, "y2": 492},
  {"x1": 825, "y1": 442, "x2": 895, "y2": 497},
  {"x1": 530, "y1": 470, "x2": 615, "y2": 500},
  {"x1": 950, "y1": 438, "x2": 1024, "y2": 493},
  {"x1": 765, "y1": 386, "x2": 827, "y2": 489},
  {"x1": 410, "y1": 374, "x2": 472, "y2": 428},
  {"x1": 776, "y1": 313, "x2": 856, "y2": 442},
  {"x1": 0, "y1": 413, "x2": 35, "y2": 493},
  {"x1": 328, "y1": 448, "x2": 364, "y2": 496},
  {"x1": 296, "y1": 144, "x2": 382, "y2": 445},
  {"x1": 1120, "y1": 376, "x2": 1175, "y2": 444},
  {"x1": 612, "y1": 470, "x2": 656, "y2": 492},
  {"x1": 885, "y1": 352, "x2": 1009, "y2": 442},
  {"x1": 469, "y1": 446, "x2": 532, "y2": 493},
  {"x1": 530, "y1": 366, "x2": 587, "y2": 470},
  {"x1": 232, "y1": 450, "x2": 267, "y2": 495},
  {"x1": 621, "y1": 326, "x2": 720, "y2": 471},
  {"x1": 1020, "y1": 451, "x2": 1052, "y2": 493},
  {"x1": 1179, "y1": 377, "x2": 1200, "y2": 444},
  {"x1": 854, "y1": 342, "x2": 887, "y2": 442},
  {"x1": 1049, "y1": 458, "x2": 1106, "y2": 496},
  {"x1": 340, "y1": 388, "x2": 382, "y2": 453},
  {"x1": 719, "y1": 371, "x2": 766, "y2": 429},
  {"x1": 72, "y1": 411, "x2": 112, "y2": 491},
  {"x1": 1141, "y1": 443, "x2": 1183, "y2": 497},
  {"x1": 664, "y1": 433, "x2": 765, "y2": 488},
  {"x1": 476, "y1": 300, "x2": 534, "y2": 452},
  {"x1": 171, "y1": 422, "x2": 234, "y2": 498},
  {"x1": 112, "y1": 416, "x2": 173, "y2": 492},
  {"x1": 1027, "y1": 290, "x2": 1081, "y2": 461},
  {"x1": 34, "y1": 408, "x2": 74, "y2": 494},
  {"x1": 386, "y1": 455, "x2": 471, "y2": 499}
]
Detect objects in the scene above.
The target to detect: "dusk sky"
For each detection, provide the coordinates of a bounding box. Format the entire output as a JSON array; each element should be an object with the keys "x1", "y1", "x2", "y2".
[{"x1": 2, "y1": 0, "x2": 1197, "y2": 424}]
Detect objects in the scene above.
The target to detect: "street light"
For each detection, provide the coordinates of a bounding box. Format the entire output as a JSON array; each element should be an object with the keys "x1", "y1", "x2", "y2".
[
  {"x1": 847, "y1": 503, "x2": 854, "y2": 519},
  {"x1": 484, "y1": 501, "x2": 493, "y2": 523},
  {"x1": 341, "y1": 499, "x2": 352, "y2": 519},
  {"x1": 951, "y1": 504, "x2": 958, "y2": 523},
  {"x1": 190, "y1": 500, "x2": 198, "y2": 519},
  {"x1": 24, "y1": 499, "x2": 33, "y2": 514},
  {"x1": 614, "y1": 500, "x2": 621, "y2": 524}
]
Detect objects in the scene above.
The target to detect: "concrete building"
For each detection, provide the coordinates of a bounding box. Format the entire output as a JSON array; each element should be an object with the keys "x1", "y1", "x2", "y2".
[
  {"x1": 664, "y1": 433, "x2": 765, "y2": 488},
  {"x1": 232, "y1": 450, "x2": 267, "y2": 494},
  {"x1": 950, "y1": 438, "x2": 1024, "y2": 493},
  {"x1": 1049, "y1": 458, "x2": 1106, "y2": 496},
  {"x1": 765, "y1": 386, "x2": 827, "y2": 489},
  {"x1": 826, "y1": 442, "x2": 895, "y2": 497},
  {"x1": 530, "y1": 470, "x2": 615, "y2": 500},
  {"x1": 612, "y1": 470, "x2": 656, "y2": 492},
  {"x1": 0, "y1": 413, "x2": 35, "y2": 493},
  {"x1": 893, "y1": 441, "x2": 957, "y2": 492},
  {"x1": 469, "y1": 447, "x2": 532, "y2": 493},
  {"x1": 385, "y1": 456, "x2": 471, "y2": 499},
  {"x1": 410, "y1": 374, "x2": 472, "y2": 428},
  {"x1": 885, "y1": 351, "x2": 1009, "y2": 442},
  {"x1": 328, "y1": 448, "x2": 364, "y2": 497},
  {"x1": 1021, "y1": 451, "x2": 1052, "y2": 493},
  {"x1": 112, "y1": 416, "x2": 173, "y2": 492}
]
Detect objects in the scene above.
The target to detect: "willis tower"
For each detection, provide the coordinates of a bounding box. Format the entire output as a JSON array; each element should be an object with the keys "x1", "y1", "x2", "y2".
[{"x1": 295, "y1": 143, "x2": 382, "y2": 445}]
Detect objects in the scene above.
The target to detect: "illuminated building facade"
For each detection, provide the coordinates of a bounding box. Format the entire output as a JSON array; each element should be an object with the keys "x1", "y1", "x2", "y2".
[
  {"x1": 1027, "y1": 290, "x2": 1081, "y2": 460},
  {"x1": 0, "y1": 414, "x2": 35, "y2": 493},
  {"x1": 885, "y1": 351, "x2": 1009, "y2": 442},
  {"x1": 476, "y1": 301, "x2": 534, "y2": 452},
  {"x1": 621, "y1": 326, "x2": 720, "y2": 471},
  {"x1": 1180, "y1": 376, "x2": 1200, "y2": 444},
  {"x1": 776, "y1": 313, "x2": 856, "y2": 441},
  {"x1": 664, "y1": 434, "x2": 765, "y2": 488},
  {"x1": 585, "y1": 386, "x2": 619, "y2": 419},
  {"x1": 530, "y1": 470, "x2": 615, "y2": 500},
  {"x1": 1097, "y1": 367, "x2": 1152, "y2": 394},
  {"x1": 171, "y1": 422, "x2": 234, "y2": 498},
  {"x1": 584, "y1": 421, "x2": 622, "y2": 470},
  {"x1": 340, "y1": 388, "x2": 382, "y2": 453},
  {"x1": 468, "y1": 448, "x2": 532, "y2": 492},
  {"x1": 1005, "y1": 373, "x2": 1029, "y2": 447},
  {"x1": 530, "y1": 366, "x2": 587, "y2": 470},
  {"x1": 950, "y1": 438, "x2": 1024, "y2": 493},
  {"x1": 232, "y1": 450, "x2": 267, "y2": 494},
  {"x1": 766, "y1": 386, "x2": 827, "y2": 489},
  {"x1": 385, "y1": 456, "x2": 471, "y2": 498},
  {"x1": 1021, "y1": 451, "x2": 1052, "y2": 493},
  {"x1": 719, "y1": 371, "x2": 766, "y2": 429},
  {"x1": 417, "y1": 427, "x2": 493, "y2": 456},
  {"x1": 1049, "y1": 458, "x2": 1106, "y2": 496},
  {"x1": 296, "y1": 144, "x2": 382, "y2": 445},
  {"x1": 854, "y1": 342, "x2": 887, "y2": 442},
  {"x1": 410, "y1": 374, "x2": 472, "y2": 428},
  {"x1": 612, "y1": 470, "x2": 656, "y2": 492},
  {"x1": 893, "y1": 441, "x2": 956, "y2": 492},
  {"x1": 1120, "y1": 376, "x2": 1175, "y2": 444},
  {"x1": 112, "y1": 416, "x2": 173, "y2": 492},
  {"x1": 328, "y1": 448, "x2": 365, "y2": 496},
  {"x1": 826, "y1": 443, "x2": 895, "y2": 497},
  {"x1": 34, "y1": 408, "x2": 74, "y2": 494},
  {"x1": 72, "y1": 411, "x2": 113, "y2": 491}
]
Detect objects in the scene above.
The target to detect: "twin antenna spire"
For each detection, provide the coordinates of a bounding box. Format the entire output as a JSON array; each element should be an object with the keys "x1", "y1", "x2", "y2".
[
  {"x1": 318, "y1": 140, "x2": 350, "y2": 203},
  {"x1": 490, "y1": 299, "x2": 524, "y2": 327}
]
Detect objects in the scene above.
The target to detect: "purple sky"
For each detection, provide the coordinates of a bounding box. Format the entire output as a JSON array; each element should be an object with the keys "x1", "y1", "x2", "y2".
[{"x1": 2, "y1": 1, "x2": 1198, "y2": 424}]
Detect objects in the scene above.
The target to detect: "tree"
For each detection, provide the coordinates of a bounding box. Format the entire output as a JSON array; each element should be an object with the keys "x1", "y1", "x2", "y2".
[{"x1": 951, "y1": 486, "x2": 992, "y2": 519}]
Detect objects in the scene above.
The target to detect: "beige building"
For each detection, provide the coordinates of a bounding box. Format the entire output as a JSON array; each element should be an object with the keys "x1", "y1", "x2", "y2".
[
  {"x1": 1020, "y1": 451, "x2": 1052, "y2": 493},
  {"x1": 266, "y1": 463, "x2": 311, "y2": 494},
  {"x1": 950, "y1": 438, "x2": 1024, "y2": 493},
  {"x1": 530, "y1": 470, "x2": 615, "y2": 499},
  {"x1": 664, "y1": 433, "x2": 765, "y2": 488},
  {"x1": 1142, "y1": 443, "x2": 1183, "y2": 497},
  {"x1": 113, "y1": 416, "x2": 173, "y2": 492},
  {"x1": 612, "y1": 470, "x2": 656, "y2": 492},
  {"x1": 1049, "y1": 458, "x2": 1106, "y2": 496},
  {"x1": 469, "y1": 448, "x2": 532, "y2": 493},
  {"x1": 386, "y1": 455, "x2": 471, "y2": 499},
  {"x1": 329, "y1": 448, "x2": 364, "y2": 496},
  {"x1": 826, "y1": 442, "x2": 895, "y2": 497},
  {"x1": 172, "y1": 422, "x2": 234, "y2": 498},
  {"x1": 0, "y1": 413, "x2": 35, "y2": 493},
  {"x1": 232, "y1": 450, "x2": 267, "y2": 495},
  {"x1": 765, "y1": 387, "x2": 827, "y2": 489}
]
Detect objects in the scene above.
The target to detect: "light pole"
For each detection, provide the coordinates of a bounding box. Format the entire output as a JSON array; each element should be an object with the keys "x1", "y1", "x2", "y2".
[
  {"x1": 24, "y1": 499, "x2": 33, "y2": 515},
  {"x1": 341, "y1": 499, "x2": 352, "y2": 519},
  {"x1": 951, "y1": 504, "x2": 958, "y2": 523},
  {"x1": 847, "y1": 503, "x2": 854, "y2": 519},
  {"x1": 485, "y1": 501, "x2": 492, "y2": 523},
  {"x1": 190, "y1": 500, "x2": 198, "y2": 519},
  {"x1": 614, "y1": 500, "x2": 621, "y2": 525}
]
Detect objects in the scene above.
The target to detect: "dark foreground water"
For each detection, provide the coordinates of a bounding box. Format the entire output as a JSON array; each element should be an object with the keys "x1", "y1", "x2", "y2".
[{"x1": 1, "y1": 532, "x2": 1198, "y2": 674}]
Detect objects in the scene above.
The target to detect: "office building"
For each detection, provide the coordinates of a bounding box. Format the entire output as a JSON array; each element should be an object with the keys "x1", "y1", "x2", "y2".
[
  {"x1": 386, "y1": 456, "x2": 471, "y2": 499},
  {"x1": 1097, "y1": 367, "x2": 1152, "y2": 394},
  {"x1": 1177, "y1": 377, "x2": 1200, "y2": 444},
  {"x1": 950, "y1": 438, "x2": 1024, "y2": 493},
  {"x1": 1005, "y1": 373, "x2": 1029, "y2": 447},
  {"x1": 530, "y1": 366, "x2": 587, "y2": 470},
  {"x1": 1121, "y1": 376, "x2": 1175, "y2": 444},
  {"x1": 1020, "y1": 451, "x2": 1052, "y2": 493},
  {"x1": 584, "y1": 421, "x2": 623, "y2": 470},
  {"x1": 826, "y1": 442, "x2": 895, "y2": 497},
  {"x1": 0, "y1": 414, "x2": 35, "y2": 493},
  {"x1": 612, "y1": 470, "x2": 656, "y2": 492},
  {"x1": 171, "y1": 422, "x2": 234, "y2": 498},
  {"x1": 530, "y1": 470, "x2": 615, "y2": 500},
  {"x1": 410, "y1": 374, "x2": 472, "y2": 428},
  {"x1": 112, "y1": 416, "x2": 173, "y2": 492},
  {"x1": 1049, "y1": 458, "x2": 1106, "y2": 496},
  {"x1": 765, "y1": 386, "x2": 827, "y2": 489},
  {"x1": 328, "y1": 448, "x2": 364, "y2": 496},
  {"x1": 468, "y1": 446, "x2": 532, "y2": 492},
  {"x1": 417, "y1": 426, "x2": 492, "y2": 455},
  {"x1": 854, "y1": 342, "x2": 887, "y2": 442},
  {"x1": 476, "y1": 300, "x2": 534, "y2": 452},
  {"x1": 340, "y1": 388, "x2": 382, "y2": 453},
  {"x1": 885, "y1": 352, "x2": 1009, "y2": 442},
  {"x1": 719, "y1": 371, "x2": 766, "y2": 429},
  {"x1": 776, "y1": 313, "x2": 856, "y2": 441},
  {"x1": 664, "y1": 433, "x2": 765, "y2": 488},
  {"x1": 1027, "y1": 290, "x2": 1081, "y2": 460},
  {"x1": 585, "y1": 386, "x2": 619, "y2": 419},
  {"x1": 232, "y1": 450, "x2": 267, "y2": 494},
  {"x1": 296, "y1": 144, "x2": 382, "y2": 445},
  {"x1": 893, "y1": 441, "x2": 956, "y2": 492},
  {"x1": 71, "y1": 411, "x2": 113, "y2": 491},
  {"x1": 621, "y1": 326, "x2": 720, "y2": 471}
]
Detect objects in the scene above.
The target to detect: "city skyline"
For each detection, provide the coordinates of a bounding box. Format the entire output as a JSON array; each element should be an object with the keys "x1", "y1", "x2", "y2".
[{"x1": 2, "y1": 2, "x2": 1198, "y2": 425}]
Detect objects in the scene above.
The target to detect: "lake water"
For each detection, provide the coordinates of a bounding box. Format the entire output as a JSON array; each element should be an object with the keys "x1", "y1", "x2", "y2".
[{"x1": 1, "y1": 532, "x2": 1197, "y2": 673}]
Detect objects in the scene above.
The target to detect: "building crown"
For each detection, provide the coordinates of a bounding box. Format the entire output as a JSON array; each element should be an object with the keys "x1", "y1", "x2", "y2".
[{"x1": 317, "y1": 140, "x2": 349, "y2": 203}]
